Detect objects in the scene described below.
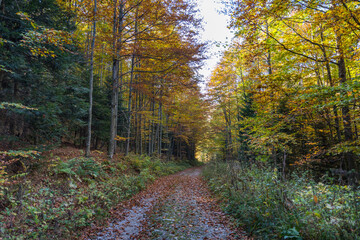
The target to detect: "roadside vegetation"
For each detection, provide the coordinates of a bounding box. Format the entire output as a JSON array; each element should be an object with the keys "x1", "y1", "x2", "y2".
[
  {"x1": 0, "y1": 147, "x2": 192, "y2": 239},
  {"x1": 203, "y1": 162, "x2": 360, "y2": 240}
]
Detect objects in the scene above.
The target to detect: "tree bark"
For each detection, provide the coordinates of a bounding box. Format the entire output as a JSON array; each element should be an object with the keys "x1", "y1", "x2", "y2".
[
  {"x1": 320, "y1": 26, "x2": 342, "y2": 143},
  {"x1": 338, "y1": 56, "x2": 353, "y2": 142},
  {"x1": 337, "y1": 34, "x2": 355, "y2": 171},
  {"x1": 109, "y1": 0, "x2": 124, "y2": 159},
  {"x1": 158, "y1": 102, "x2": 163, "y2": 156},
  {"x1": 126, "y1": 4, "x2": 139, "y2": 156},
  {"x1": 86, "y1": 0, "x2": 97, "y2": 157}
]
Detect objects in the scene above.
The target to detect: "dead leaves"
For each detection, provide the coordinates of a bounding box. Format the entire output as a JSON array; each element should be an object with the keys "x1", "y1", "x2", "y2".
[{"x1": 86, "y1": 167, "x2": 248, "y2": 239}]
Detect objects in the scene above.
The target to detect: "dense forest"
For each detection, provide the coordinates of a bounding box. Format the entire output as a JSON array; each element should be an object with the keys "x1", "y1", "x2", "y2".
[
  {"x1": 202, "y1": 0, "x2": 360, "y2": 239},
  {"x1": 1, "y1": 0, "x2": 360, "y2": 239},
  {"x1": 203, "y1": 0, "x2": 360, "y2": 181},
  {"x1": 0, "y1": 0, "x2": 207, "y2": 161}
]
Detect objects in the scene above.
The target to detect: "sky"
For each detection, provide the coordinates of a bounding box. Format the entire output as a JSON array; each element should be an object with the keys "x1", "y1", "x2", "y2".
[{"x1": 196, "y1": 0, "x2": 234, "y2": 86}]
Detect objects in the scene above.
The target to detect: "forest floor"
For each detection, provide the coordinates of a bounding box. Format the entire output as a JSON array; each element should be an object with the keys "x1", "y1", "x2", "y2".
[{"x1": 83, "y1": 167, "x2": 248, "y2": 240}]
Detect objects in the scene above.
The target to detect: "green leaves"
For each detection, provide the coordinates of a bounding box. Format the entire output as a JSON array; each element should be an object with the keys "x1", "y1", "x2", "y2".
[
  {"x1": 204, "y1": 162, "x2": 360, "y2": 239},
  {"x1": 282, "y1": 227, "x2": 303, "y2": 240},
  {"x1": 0, "y1": 65, "x2": 14, "y2": 73},
  {"x1": 53, "y1": 157, "x2": 104, "y2": 182}
]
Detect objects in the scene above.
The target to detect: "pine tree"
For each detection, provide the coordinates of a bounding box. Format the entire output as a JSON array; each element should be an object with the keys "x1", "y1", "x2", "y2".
[{"x1": 237, "y1": 92, "x2": 255, "y2": 162}]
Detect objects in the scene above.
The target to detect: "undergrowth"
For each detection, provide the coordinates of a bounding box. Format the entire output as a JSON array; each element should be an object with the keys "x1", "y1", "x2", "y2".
[
  {"x1": 203, "y1": 161, "x2": 360, "y2": 240},
  {"x1": 0, "y1": 151, "x2": 191, "y2": 239}
]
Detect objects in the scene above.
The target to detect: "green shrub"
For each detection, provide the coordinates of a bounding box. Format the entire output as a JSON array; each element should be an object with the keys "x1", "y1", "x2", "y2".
[
  {"x1": 203, "y1": 162, "x2": 360, "y2": 240},
  {"x1": 53, "y1": 157, "x2": 105, "y2": 181}
]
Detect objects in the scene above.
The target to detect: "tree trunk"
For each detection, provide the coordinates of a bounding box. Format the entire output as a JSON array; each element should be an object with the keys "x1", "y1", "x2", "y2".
[
  {"x1": 139, "y1": 94, "x2": 143, "y2": 155},
  {"x1": 338, "y1": 57, "x2": 353, "y2": 142},
  {"x1": 158, "y1": 102, "x2": 163, "y2": 156},
  {"x1": 148, "y1": 118, "x2": 152, "y2": 155},
  {"x1": 320, "y1": 26, "x2": 342, "y2": 143},
  {"x1": 100, "y1": 44, "x2": 105, "y2": 86},
  {"x1": 282, "y1": 149, "x2": 286, "y2": 181},
  {"x1": 126, "y1": 5, "x2": 139, "y2": 156},
  {"x1": 86, "y1": 0, "x2": 97, "y2": 157},
  {"x1": 325, "y1": 57, "x2": 341, "y2": 143},
  {"x1": 109, "y1": 0, "x2": 124, "y2": 159},
  {"x1": 337, "y1": 34, "x2": 355, "y2": 171}
]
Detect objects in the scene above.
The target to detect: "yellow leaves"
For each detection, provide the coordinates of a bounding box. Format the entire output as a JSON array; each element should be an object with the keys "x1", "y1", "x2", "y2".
[
  {"x1": 115, "y1": 136, "x2": 129, "y2": 142},
  {"x1": 306, "y1": 211, "x2": 322, "y2": 219},
  {"x1": 29, "y1": 47, "x2": 56, "y2": 58},
  {"x1": 0, "y1": 150, "x2": 40, "y2": 158},
  {"x1": 30, "y1": 21, "x2": 38, "y2": 30}
]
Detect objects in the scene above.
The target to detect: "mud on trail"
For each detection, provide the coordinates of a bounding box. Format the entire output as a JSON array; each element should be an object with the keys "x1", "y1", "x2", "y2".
[{"x1": 84, "y1": 168, "x2": 247, "y2": 240}]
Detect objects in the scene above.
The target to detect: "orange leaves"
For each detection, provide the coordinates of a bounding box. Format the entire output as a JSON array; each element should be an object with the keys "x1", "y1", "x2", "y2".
[{"x1": 313, "y1": 195, "x2": 318, "y2": 204}]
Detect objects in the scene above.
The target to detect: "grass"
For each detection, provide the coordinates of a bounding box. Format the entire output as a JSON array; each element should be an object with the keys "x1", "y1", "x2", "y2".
[
  {"x1": 203, "y1": 161, "x2": 360, "y2": 240},
  {"x1": 0, "y1": 148, "x2": 192, "y2": 239}
]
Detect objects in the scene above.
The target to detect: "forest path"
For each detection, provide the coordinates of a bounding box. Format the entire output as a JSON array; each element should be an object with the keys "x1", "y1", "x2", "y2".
[{"x1": 86, "y1": 167, "x2": 247, "y2": 240}]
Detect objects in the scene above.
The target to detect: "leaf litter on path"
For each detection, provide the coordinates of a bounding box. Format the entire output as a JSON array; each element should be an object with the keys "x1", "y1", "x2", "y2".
[{"x1": 84, "y1": 168, "x2": 248, "y2": 240}]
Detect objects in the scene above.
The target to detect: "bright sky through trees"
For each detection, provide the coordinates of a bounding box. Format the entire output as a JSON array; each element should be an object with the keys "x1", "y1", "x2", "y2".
[{"x1": 197, "y1": 0, "x2": 233, "y2": 84}]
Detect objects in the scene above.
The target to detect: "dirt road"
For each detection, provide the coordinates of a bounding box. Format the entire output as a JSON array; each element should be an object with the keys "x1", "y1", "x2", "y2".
[{"x1": 86, "y1": 168, "x2": 246, "y2": 240}]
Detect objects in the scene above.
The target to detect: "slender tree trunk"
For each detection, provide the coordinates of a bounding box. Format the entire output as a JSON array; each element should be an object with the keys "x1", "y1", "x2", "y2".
[
  {"x1": 151, "y1": 99, "x2": 156, "y2": 154},
  {"x1": 282, "y1": 149, "x2": 286, "y2": 181},
  {"x1": 167, "y1": 135, "x2": 173, "y2": 160},
  {"x1": 135, "y1": 89, "x2": 139, "y2": 154},
  {"x1": 126, "y1": 5, "x2": 139, "y2": 156},
  {"x1": 337, "y1": 34, "x2": 355, "y2": 171},
  {"x1": 100, "y1": 44, "x2": 104, "y2": 86},
  {"x1": 165, "y1": 115, "x2": 171, "y2": 160},
  {"x1": 109, "y1": 0, "x2": 124, "y2": 159},
  {"x1": 222, "y1": 106, "x2": 232, "y2": 160},
  {"x1": 139, "y1": 94, "x2": 143, "y2": 155},
  {"x1": 320, "y1": 26, "x2": 342, "y2": 143},
  {"x1": 266, "y1": 21, "x2": 272, "y2": 76},
  {"x1": 158, "y1": 102, "x2": 163, "y2": 156},
  {"x1": 86, "y1": 0, "x2": 97, "y2": 157},
  {"x1": 148, "y1": 117, "x2": 152, "y2": 155},
  {"x1": 325, "y1": 59, "x2": 342, "y2": 143},
  {"x1": 325, "y1": 58, "x2": 341, "y2": 142},
  {"x1": 338, "y1": 57, "x2": 353, "y2": 142},
  {"x1": 266, "y1": 20, "x2": 277, "y2": 167}
]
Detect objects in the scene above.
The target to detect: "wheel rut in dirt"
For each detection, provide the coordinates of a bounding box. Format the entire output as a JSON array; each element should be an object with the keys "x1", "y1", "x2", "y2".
[{"x1": 86, "y1": 167, "x2": 247, "y2": 240}]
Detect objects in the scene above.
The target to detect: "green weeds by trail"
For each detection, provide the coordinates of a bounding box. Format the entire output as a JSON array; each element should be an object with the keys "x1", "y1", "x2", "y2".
[
  {"x1": 203, "y1": 162, "x2": 360, "y2": 240},
  {"x1": 0, "y1": 153, "x2": 191, "y2": 239}
]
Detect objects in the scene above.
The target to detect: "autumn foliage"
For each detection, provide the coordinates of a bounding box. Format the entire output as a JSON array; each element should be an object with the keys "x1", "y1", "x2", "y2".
[{"x1": 205, "y1": 0, "x2": 360, "y2": 183}]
